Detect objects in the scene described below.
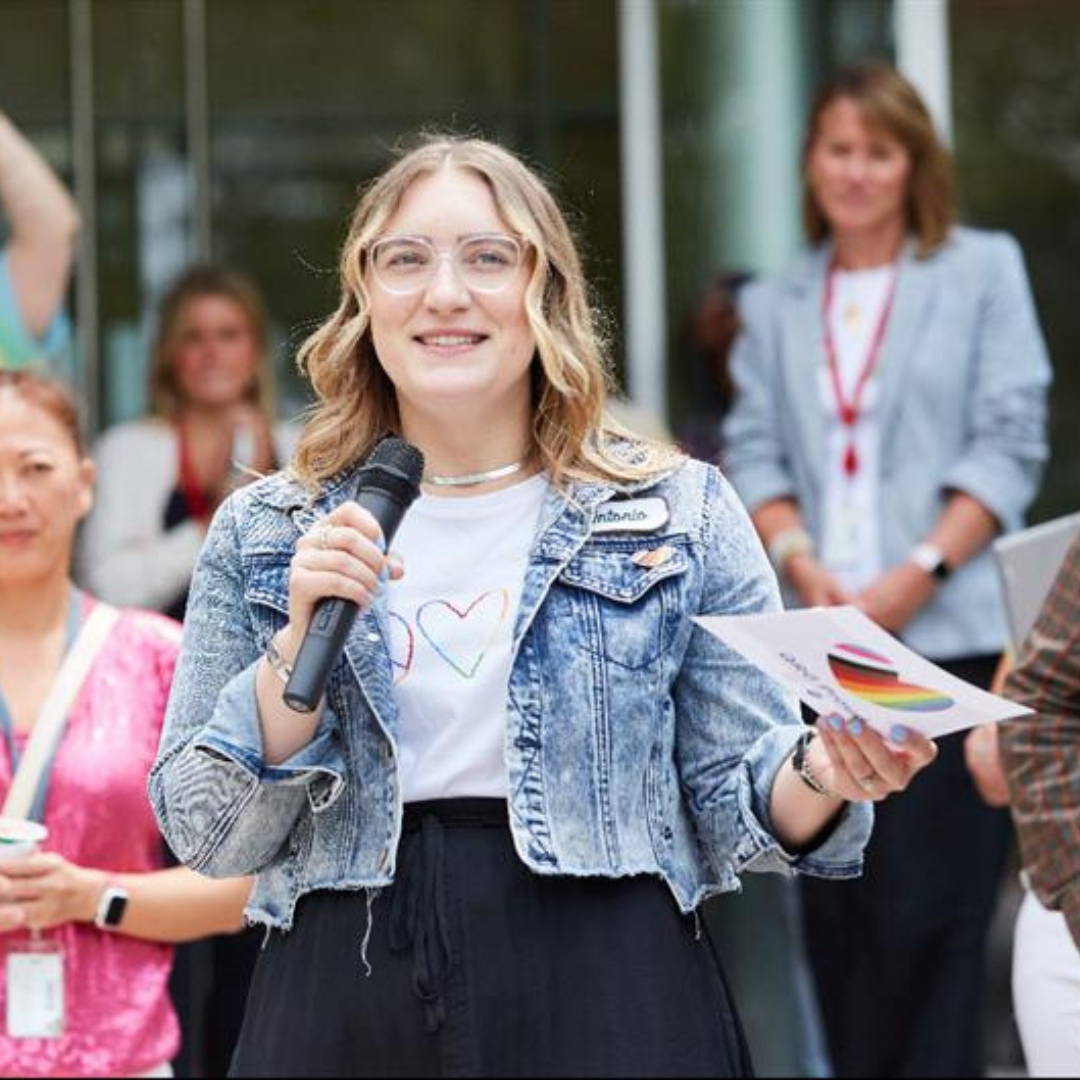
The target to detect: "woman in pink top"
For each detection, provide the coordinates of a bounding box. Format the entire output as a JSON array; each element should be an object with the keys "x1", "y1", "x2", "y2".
[{"x1": 0, "y1": 371, "x2": 251, "y2": 1079}]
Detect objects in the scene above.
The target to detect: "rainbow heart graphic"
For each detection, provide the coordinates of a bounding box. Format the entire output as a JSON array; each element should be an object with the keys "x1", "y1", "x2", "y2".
[
  {"x1": 416, "y1": 589, "x2": 511, "y2": 681},
  {"x1": 828, "y1": 643, "x2": 955, "y2": 714}
]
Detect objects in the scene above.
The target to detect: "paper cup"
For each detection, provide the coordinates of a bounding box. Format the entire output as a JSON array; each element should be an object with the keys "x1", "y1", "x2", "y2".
[{"x1": 0, "y1": 819, "x2": 48, "y2": 862}]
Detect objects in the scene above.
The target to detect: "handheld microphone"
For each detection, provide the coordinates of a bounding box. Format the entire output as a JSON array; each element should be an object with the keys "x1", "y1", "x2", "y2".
[{"x1": 283, "y1": 437, "x2": 425, "y2": 714}]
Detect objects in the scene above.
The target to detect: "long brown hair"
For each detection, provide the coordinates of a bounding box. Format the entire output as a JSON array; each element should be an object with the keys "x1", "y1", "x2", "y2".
[
  {"x1": 803, "y1": 64, "x2": 957, "y2": 258},
  {"x1": 149, "y1": 266, "x2": 274, "y2": 420},
  {"x1": 292, "y1": 135, "x2": 680, "y2": 491},
  {"x1": 0, "y1": 370, "x2": 86, "y2": 455}
]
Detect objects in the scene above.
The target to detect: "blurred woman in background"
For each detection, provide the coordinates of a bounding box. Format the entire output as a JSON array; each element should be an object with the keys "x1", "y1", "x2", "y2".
[
  {"x1": 0, "y1": 371, "x2": 249, "y2": 1079},
  {"x1": 723, "y1": 64, "x2": 1052, "y2": 1078},
  {"x1": 81, "y1": 266, "x2": 293, "y2": 621}
]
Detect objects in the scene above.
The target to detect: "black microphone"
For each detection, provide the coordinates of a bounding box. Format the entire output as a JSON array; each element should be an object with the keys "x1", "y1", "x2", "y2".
[{"x1": 283, "y1": 437, "x2": 425, "y2": 714}]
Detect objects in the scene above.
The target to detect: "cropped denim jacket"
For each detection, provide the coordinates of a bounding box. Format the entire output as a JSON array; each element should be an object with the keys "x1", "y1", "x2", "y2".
[{"x1": 149, "y1": 457, "x2": 873, "y2": 931}]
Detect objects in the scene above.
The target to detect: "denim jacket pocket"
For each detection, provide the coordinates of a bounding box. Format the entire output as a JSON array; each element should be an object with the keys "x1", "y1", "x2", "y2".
[{"x1": 555, "y1": 537, "x2": 691, "y2": 670}]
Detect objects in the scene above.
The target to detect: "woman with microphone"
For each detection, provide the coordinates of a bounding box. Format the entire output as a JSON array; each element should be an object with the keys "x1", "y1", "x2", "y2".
[{"x1": 150, "y1": 137, "x2": 937, "y2": 1078}]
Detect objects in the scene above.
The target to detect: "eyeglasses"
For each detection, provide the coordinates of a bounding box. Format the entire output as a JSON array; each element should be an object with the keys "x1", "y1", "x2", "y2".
[{"x1": 368, "y1": 234, "x2": 527, "y2": 296}]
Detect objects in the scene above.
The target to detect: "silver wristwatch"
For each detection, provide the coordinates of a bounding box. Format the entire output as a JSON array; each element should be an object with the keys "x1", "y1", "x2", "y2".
[{"x1": 910, "y1": 543, "x2": 953, "y2": 584}]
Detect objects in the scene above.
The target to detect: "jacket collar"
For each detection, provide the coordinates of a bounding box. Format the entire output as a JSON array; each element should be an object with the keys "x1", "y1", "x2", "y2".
[{"x1": 251, "y1": 456, "x2": 684, "y2": 531}]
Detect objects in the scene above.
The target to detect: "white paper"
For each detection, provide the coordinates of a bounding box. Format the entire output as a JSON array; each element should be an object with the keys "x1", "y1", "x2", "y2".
[
  {"x1": 695, "y1": 605, "x2": 1033, "y2": 740},
  {"x1": 7, "y1": 950, "x2": 65, "y2": 1039}
]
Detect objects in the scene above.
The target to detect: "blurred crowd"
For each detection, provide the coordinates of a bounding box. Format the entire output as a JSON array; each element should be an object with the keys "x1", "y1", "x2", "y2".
[{"x1": 0, "y1": 60, "x2": 1076, "y2": 1080}]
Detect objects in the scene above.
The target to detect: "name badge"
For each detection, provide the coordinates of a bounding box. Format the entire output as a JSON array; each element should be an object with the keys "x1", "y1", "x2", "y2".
[
  {"x1": 7, "y1": 941, "x2": 65, "y2": 1039},
  {"x1": 593, "y1": 498, "x2": 671, "y2": 535}
]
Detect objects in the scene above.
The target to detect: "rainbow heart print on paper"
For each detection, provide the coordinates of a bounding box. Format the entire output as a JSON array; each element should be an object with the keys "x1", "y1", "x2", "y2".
[{"x1": 827, "y1": 643, "x2": 955, "y2": 714}]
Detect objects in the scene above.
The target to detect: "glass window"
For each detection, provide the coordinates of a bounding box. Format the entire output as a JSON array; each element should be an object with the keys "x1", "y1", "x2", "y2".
[
  {"x1": 92, "y1": 0, "x2": 187, "y2": 425},
  {"x1": 205, "y1": 0, "x2": 621, "y2": 414},
  {"x1": 952, "y1": 0, "x2": 1080, "y2": 521},
  {"x1": 661, "y1": 0, "x2": 894, "y2": 443},
  {"x1": 0, "y1": 1, "x2": 70, "y2": 125},
  {"x1": 0, "y1": 0, "x2": 73, "y2": 376}
]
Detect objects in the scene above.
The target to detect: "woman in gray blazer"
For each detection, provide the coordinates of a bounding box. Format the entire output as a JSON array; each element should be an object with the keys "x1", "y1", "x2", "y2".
[{"x1": 723, "y1": 65, "x2": 1052, "y2": 1079}]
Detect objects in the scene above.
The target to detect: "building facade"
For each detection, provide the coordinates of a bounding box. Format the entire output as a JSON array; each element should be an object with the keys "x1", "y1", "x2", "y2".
[{"x1": 0, "y1": 0, "x2": 1075, "y2": 520}]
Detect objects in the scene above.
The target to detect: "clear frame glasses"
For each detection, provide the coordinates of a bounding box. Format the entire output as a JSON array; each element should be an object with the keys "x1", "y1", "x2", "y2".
[{"x1": 368, "y1": 233, "x2": 527, "y2": 296}]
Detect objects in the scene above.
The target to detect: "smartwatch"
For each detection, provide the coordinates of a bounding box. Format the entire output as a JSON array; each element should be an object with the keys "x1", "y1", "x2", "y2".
[
  {"x1": 911, "y1": 543, "x2": 953, "y2": 584},
  {"x1": 94, "y1": 884, "x2": 130, "y2": 931}
]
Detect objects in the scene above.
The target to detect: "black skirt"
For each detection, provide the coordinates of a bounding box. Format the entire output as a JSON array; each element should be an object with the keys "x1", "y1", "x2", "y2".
[{"x1": 230, "y1": 800, "x2": 753, "y2": 1079}]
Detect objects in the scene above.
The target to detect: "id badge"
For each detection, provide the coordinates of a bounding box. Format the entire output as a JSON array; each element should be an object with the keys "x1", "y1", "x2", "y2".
[
  {"x1": 6, "y1": 936, "x2": 65, "y2": 1039},
  {"x1": 823, "y1": 498, "x2": 863, "y2": 572}
]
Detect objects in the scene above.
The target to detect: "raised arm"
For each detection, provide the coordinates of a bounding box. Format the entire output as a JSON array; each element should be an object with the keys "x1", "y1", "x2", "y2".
[
  {"x1": 0, "y1": 110, "x2": 80, "y2": 338},
  {"x1": 149, "y1": 493, "x2": 349, "y2": 878}
]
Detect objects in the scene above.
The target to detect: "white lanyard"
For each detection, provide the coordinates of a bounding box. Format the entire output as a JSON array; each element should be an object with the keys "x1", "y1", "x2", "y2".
[{"x1": 0, "y1": 593, "x2": 120, "y2": 823}]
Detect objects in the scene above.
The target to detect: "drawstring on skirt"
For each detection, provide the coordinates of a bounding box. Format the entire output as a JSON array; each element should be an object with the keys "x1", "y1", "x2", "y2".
[{"x1": 388, "y1": 799, "x2": 509, "y2": 1034}]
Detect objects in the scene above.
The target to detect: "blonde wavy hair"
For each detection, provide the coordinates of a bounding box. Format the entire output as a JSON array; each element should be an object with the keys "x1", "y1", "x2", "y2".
[{"x1": 292, "y1": 136, "x2": 681, "y2": 491}]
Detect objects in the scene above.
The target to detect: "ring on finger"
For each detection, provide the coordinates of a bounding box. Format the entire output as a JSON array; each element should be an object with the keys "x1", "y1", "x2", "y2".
[
  {"x1": 858, "y1": 774, "x2": 878, "y2": 792},
  {"x1": 317, "y1": 524, "x2": 333, "y2": 551}
]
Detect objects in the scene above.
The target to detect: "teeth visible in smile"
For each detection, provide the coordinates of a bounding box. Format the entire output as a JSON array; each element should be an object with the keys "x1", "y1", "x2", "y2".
[{"x1": 420, "y1": 335, "x2": 483, "y2": 347}]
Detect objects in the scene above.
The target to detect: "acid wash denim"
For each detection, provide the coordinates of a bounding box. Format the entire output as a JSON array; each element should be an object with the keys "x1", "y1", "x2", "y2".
[{"x1": 149, "y1": 457, "x2": 873, "y2": 932}]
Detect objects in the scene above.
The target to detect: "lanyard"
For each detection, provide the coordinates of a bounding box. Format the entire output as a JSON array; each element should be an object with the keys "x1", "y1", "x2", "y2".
[
  {"x1": 823, "y1": 260, "x2": 899, "y2": 478},
  {"x1": 0, "y1": 589, "x2": 84, "y2": 825}
]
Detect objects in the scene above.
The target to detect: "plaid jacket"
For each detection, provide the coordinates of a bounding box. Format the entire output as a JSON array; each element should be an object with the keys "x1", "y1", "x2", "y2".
[{"x1": 1000, "y1": 532, "x2": 1080, "y2": 948}]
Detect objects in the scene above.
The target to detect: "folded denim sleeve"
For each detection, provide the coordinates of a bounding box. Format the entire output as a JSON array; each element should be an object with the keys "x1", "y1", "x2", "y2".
[
  {"x1": 675, "y1": 470, "x2": 873, "y2": 883},
  {"x1": 737, "y1": 724, "x2": 874, "y2": 878},
  {"x1": 149, "y1": 494, "x2": 347, "y2": 879}
]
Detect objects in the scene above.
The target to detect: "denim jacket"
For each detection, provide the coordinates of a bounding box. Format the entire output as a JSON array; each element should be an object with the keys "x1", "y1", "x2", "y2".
[{"x1": 149, "y1": 457, "x2": 873, "y2": 931}]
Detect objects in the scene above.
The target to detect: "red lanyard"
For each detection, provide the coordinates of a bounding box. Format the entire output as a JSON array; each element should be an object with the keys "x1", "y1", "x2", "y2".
[
  {"x1": 823, "y1": 261, "x2": 899, "y2": 477},
  {"x1": 177, "y1": 426, "x2": 213, "y2": 525}
]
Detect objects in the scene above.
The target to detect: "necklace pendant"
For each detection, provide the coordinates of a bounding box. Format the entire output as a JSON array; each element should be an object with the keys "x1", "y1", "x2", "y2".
[{"x1": 844, "y1": 445, "x2": 860, "y2": 478}]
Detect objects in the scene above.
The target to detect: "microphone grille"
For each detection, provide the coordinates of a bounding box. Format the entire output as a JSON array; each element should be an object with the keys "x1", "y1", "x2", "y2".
[{"x1": 369, "y1": 436, "x2": 426, "y2": 487}]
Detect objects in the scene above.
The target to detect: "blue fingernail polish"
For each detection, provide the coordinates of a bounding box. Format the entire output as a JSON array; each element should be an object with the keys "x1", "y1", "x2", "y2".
[
  {"x1": 891, "y1": 725, "x2": 910, "y2": 744},
  {"x1": 828, "y1": 715, "x2": 844, "y2": 732},
  {"x1": 848, "y1": 719, "x2": 864, "y2": 737}
]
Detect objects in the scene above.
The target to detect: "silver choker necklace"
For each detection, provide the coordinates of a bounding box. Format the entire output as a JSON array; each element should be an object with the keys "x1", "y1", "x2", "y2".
[{"x1": 424, "y1": 461, "x2": 526, "y2": 489}]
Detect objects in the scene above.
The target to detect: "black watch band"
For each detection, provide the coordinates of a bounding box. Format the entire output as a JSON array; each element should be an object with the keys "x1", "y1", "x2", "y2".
[
  {"x1": 95, "y1": 886, "x2": 130, "y2": 931},
  {"x1": 911, "y1": 543, "x2": 953, "y2": 584}
]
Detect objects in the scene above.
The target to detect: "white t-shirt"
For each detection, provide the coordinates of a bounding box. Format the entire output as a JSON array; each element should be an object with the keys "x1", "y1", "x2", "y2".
[
  {"x1": 387, "y1": 474, "x2": 549, "y2": 803},
  {"x1": 818, "y1": 264, "x2": 895, "y2": 594}
]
